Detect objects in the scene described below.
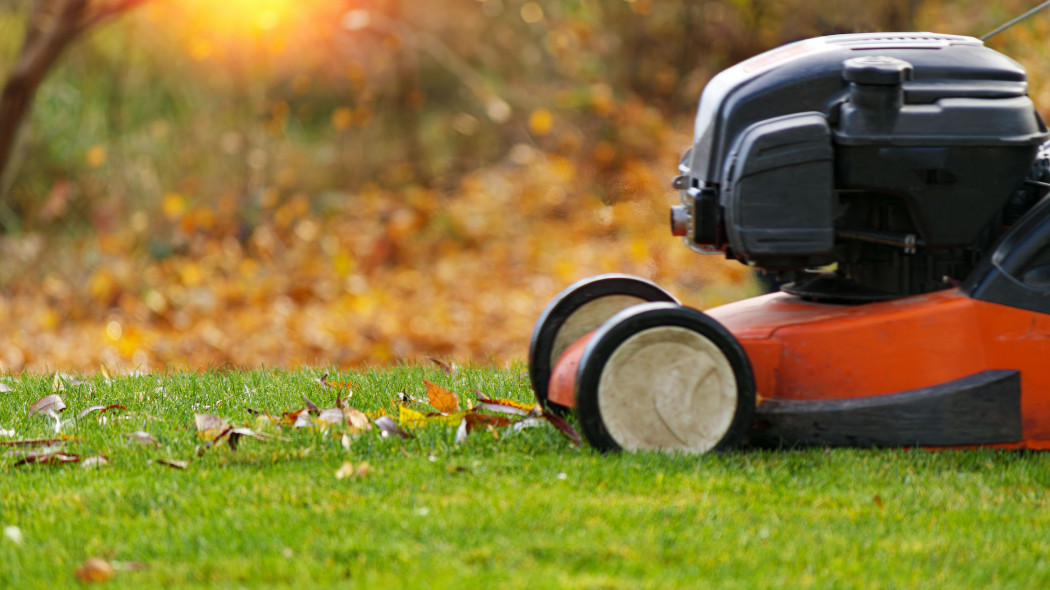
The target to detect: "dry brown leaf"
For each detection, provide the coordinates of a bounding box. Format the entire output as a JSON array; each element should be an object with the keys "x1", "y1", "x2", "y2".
[
  {"x1": 345, "y1": 408, "x2": 372, "y2": 433},
  {"x1": 0, "y1": 437, "x2": 70, "y2": 447},
  {"x1": 465, "y1": 412, "x2": 516, "y2": 432},
  {"x1": 78, "y1": 404, "x2": 126, "y2": 420},
  {"x1": 11, "y1": 447, "x2": 80, "y2": 466},
  {"x1": 194, "y1": 413, "x2": 229, "y2": 433},
  {"x1": 424, "y1": 379, "x2": 460, "y2": 413},
  {"x1": 316, "y1": 408, "x2": 345, "y2": 426},
  {"x1": 150, "y1": 458, "x2": 189, "y2": 469},
  {"x1": 543, "y1": 411, "x2": 582, "y2": 446},
  {"x1": 81, "y1": 454, "x2": 110, "y2": 469},
  {"x1": 27, "y1": 394, "x2": 65, "y2": 415},
  {"x1": 335, "y1": 461, "x2": 355, "y2": 479},
  {"x1": 427, "y1": 357, "x2": 455, "y2": 376},
  {"x1": 75, "y1": 557, "x2": 115, "y2": 584},
  {"x1": 374, "y1": 416, "x2": 412, "y2": 439},
  {"x1": 302, "y1": 394, "x2": 321, "y2": 415},
  {"x1": 122, "y1": 431, "x2": 159, "y2": 447}
]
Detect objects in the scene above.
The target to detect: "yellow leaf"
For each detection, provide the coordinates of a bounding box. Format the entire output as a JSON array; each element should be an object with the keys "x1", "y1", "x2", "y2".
[
  {"x1": 424, "y1": 379, "x2": 460, "y2": 413},
  {"x1": 162, "y1": 192, "x2": 187, "y2": 220},
  {"x1": 86, "y1": 145, "x2": 107, "y2": 168},
  {"x1": 528, "y1": 108, "x2": 554, "y2": 136},
  {"x1": 398, "y1": 405, "x2": 464, "y2": 428}
]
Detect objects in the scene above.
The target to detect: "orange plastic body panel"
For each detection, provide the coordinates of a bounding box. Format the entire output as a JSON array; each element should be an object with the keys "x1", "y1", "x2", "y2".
[
  {"x1": 549, "y1": 331, "x2": 594, "y2": 408},
  {"x1": 706, "y1": 289, "x2": 1050, "y2": 449}
]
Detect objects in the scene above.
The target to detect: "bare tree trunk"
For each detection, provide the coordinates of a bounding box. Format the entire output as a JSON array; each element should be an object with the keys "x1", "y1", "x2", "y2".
[{"x1": 0, "y1": 0, "x2": 149, "y2": 200}]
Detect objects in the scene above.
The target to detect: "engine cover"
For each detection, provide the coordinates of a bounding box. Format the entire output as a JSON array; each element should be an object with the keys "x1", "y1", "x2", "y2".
[{"x1": 674, "y1": 32, "x2": 1049, "y2": 298}]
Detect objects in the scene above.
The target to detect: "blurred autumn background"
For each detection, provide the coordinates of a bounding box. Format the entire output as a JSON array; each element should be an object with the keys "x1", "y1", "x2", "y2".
[{"x1": 0, "y1": 0, "x2": 1047, "y2": 373}]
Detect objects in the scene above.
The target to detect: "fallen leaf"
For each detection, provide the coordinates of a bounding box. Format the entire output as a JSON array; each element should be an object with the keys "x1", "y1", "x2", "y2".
[
  {"x1": 345, "y1": 408, "x2": 372, "y2": 433},
  {"x1": 316, "y1": 408, "x2": 345, "y2": 426},
  {"x1": 335, "y1": 461, "x2": 355, "y2": 479},
  {"x1": 280, "y1": 408, "x2": 308, "y2": 427},
  {"x1": 464, "y1": 412, "x2": 517, "y2": 432},
  {"x1": 354, "y1": 461, "x2": 371, "y2": 477},
  {"x1": 149, "y1": 458, "x2": 189, "y2": 469},
  {"x1": 396, "y1": 391, "x2": 424, "y2": 405},
  {"x1": 455, "y1": 418, "x2": 468, "y2": 444},
  {"x1": 27, "y1": 394, "x2": 65, "y2": 415},
  {"x1": 75, "y1": 557, "x2": 115, "y2": 584},
  {"x1": 543, "y1": 411, "x2": 582, "y2": 446},
  {"x1": 873, "y1": 494, "x2": 884, "y2": 509},
  {"x1": 512, "y1": 417, "x2": 546, "y2": 432},
  {"x1": 319, "y1": 373, "x2": 355, "y2": 390},
  {"x1": 0, "y1": 437, "x2": 70, "y2": 447},
  {"x1": 302, "y1": 394, "x2": 321, "y2": 415},
  {"x1": 11, "y1": 448, "x2": 80, "y2": 466},
  {"x1": 424, "y1": 379, "x2": 460, "y2": 413},
  {"x1": 194, "y1": 414, "x2": 233, "y2": 443},
  {"x1": 3, "y1": 525, "x2": 22, "y2": 545},
  {"x1": 110, "y1": 561, "x2": 149, "y2": 572},
  {"x1": 52, "y1": 373, "x2": 90, "y2": 393},
  {"x1": 77, "y1": 404, "x2": 127, "y2": 420},
  {"x1": 81, "y1": 454, "x2": 110, "y2": 469},
  {"x1": 427, "y1": 357, "x2": 455, "y2": 376},
  {"x1": 474, "y1": 397, "x2": 540, "y2": 417},
  {"x1": 293, "y1": 411, "x2": 314, "y2": 428},
  {"x1": 398, "y1": 405, "x2": 465, "y2": 429},
  {"x1": 122, "y1": 431, "x2": 159, "y2": 447},
  {"x1": 374, "y1": 416, "x2": 412, "y2": 439}
]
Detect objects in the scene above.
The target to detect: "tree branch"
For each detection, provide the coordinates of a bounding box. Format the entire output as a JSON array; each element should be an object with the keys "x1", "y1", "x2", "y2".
[{"x1": 76, "y1": 0, "x2": 150, "y2": 35}]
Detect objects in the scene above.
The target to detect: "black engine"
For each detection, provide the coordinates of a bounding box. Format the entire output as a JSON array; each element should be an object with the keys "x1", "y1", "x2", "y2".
[{"x1": 670, "y1": 32, "x2": 1050, "y2": 302}]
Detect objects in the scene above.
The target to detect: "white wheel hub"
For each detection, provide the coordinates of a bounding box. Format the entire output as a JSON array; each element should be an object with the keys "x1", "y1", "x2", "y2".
[
  {"x1": 597, "y1": 326, "x2": 737, "y2": 453},
  {"x1": 550, "y1": 295, "x2": 647, "y2": 368}
]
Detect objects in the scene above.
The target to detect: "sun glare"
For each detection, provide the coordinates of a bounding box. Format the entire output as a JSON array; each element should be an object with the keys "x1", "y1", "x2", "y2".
[{"x1": 151, "y1": 0, "x2": 331, "y2": 64}]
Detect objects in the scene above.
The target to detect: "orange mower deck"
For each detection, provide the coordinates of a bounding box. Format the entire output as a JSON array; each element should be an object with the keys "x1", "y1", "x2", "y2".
[{"x1": 550, "y1": 288, "x2": 1050, "y2": 450}]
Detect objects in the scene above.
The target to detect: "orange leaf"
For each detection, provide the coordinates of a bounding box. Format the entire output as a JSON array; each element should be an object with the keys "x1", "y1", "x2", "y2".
[
  {"x1": 424, "y1": 379, "x2": 460, "y2": 413},
  {"x1": 75, "y1": 557, "x2": 115, "y2": 584}
]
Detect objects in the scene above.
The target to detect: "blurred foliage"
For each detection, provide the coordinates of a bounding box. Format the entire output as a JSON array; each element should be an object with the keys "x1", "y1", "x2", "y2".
[{"x1": 0, "y1": 0, "x2": 1047, "y2": 372}]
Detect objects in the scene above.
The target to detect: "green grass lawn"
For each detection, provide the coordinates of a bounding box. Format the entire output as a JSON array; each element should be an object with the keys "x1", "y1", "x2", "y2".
[{"x1": 3, "y1": 365, "x2": 1050, "y2": 589}]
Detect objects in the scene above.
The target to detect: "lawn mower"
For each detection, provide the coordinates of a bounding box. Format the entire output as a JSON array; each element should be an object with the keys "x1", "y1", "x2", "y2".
[{"x1": 528, "y1": 31, "x2": 1050, "y2": 453}]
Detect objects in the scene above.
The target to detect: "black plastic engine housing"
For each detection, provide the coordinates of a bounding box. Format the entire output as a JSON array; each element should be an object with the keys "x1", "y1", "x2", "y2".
[{"x1": 673, "y1": 32, "x2": 1049, "y2": 301}]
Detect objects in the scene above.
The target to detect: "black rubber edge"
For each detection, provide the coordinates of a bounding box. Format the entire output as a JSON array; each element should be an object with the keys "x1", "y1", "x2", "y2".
[
  {"x1": 573, "y1": 302, "x2": 756, "y2": 454},
  {"x1": 527, "y1": 274, "x2": 678, "y2": 414},
  {"x1": 749, "y1": 369, "x2": 1022, "y2": 448}
]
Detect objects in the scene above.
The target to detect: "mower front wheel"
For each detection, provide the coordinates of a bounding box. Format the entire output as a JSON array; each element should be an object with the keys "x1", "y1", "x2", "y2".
[
  {"x1": 575, "y1": 303, "x2": 755, "y2": 454},
  {"x1": 528, "y1": 274, "x2": 678, "y2": 413}
]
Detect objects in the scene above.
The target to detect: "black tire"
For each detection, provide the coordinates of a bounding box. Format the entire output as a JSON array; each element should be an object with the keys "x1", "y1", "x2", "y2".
[
  {"x1": 528, "y1": 275, "x2": 678, "y2": 413},
  {"x1": 574, "y1": 302, "x2": 754, "y2": 454}
]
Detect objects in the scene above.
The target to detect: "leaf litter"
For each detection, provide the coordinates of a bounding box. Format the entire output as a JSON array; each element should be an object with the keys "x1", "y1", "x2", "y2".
[{"x1": 4, "y1": 372, "x2": 580, "y2": 472}]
